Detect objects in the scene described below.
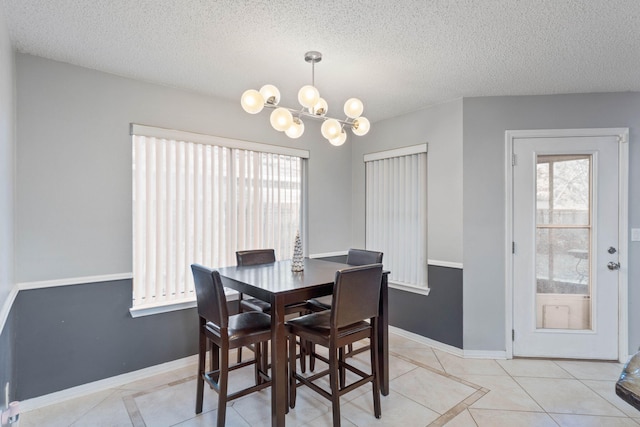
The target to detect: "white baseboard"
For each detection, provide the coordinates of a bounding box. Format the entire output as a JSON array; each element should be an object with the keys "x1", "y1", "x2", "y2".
[
  {"x1": 389, "y1": 326, "x2": 507, "y2": 359},
  {"x1": 17, "y1": 273, "x2": 133, "y2": 291},
  {"x1": 389, "y1": 326, "x2": 464, "y2": 357},
  {"x1": 463, "y1": 349, "x2": 508, "y2": 359},
  {"x1": 20, "y1": 355, "x2": 198, "y2": 413}
]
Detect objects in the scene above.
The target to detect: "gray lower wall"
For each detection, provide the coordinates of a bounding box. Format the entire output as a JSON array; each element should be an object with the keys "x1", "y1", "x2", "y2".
[
  {"x1": 13, "y1": 280, "x2": 200, "y2": 400},
  {"x1": 318, "y1": 256, "x2": 463, "y2": 348},
  {"x1": 389, "y1": 265, "x2": 463, "y2": 349},
  {"x1": 10, "y1": 258, "x2": 462, "y2": 401},
  {"x1": 0, "y1": 308, "x2": 15, "y2": 408}
]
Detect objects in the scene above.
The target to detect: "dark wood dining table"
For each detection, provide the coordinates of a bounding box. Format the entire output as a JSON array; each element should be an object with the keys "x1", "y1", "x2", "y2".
[{"x1": 217, "y1": 257, "x2": 389, "y2": 427}]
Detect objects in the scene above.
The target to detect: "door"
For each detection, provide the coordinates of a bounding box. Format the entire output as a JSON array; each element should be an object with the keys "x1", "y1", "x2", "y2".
[{"x1": 511, "y1": 130, "x2": 625, "y2": 360}]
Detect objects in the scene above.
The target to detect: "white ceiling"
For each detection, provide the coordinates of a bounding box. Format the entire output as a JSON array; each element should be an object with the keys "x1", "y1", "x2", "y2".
[{"x1": 3, "y1": 0, "x2": 640, "y2": 123}]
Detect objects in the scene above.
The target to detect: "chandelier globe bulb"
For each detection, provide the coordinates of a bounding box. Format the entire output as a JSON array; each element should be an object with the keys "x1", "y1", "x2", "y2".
[
  {"x1": 343, "y1": 98, "x2": 364, "y2": 119},
  {"x1": 241, "y1": 89, "x2": 265, "y2": 114},
  {"x1": 285, "y1": 117, "x2": 305, "y2": 138},
  {"x1": 311, "y1": 98, "x2": 328, "y2": 116},
  {"x1": 298, "y1": 85, "x2": 320, "y2": 109},
  {"x1": 352, "y1": 117, "x2": 370, "y2": 136},
  {"x1": 321, "y1": 118, "x2": 342, "y2": 140},
  {"x1": 259, "y1": 85, "x2": 281, "y2": 105},
  {"x1": 329, "y1": 130, "x2": 347, "y2": 146},
  {"x1": 270, "y1": 108, "x2": 293, "y2": 132}
]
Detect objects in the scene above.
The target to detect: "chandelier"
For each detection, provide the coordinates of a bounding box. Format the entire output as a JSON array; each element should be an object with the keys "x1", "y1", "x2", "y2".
[{"x1": 240, "y1": 51, "x2": 370, "y2": 146}]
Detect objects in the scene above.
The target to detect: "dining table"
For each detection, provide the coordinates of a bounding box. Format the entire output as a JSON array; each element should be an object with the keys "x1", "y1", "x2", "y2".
[{"x1": 217, "y1": 257, "x2": 389, "y2": 427}]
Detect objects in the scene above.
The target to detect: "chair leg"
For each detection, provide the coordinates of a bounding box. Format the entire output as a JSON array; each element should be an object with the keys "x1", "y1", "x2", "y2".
[
  {"x1": 254, "y1": 340, "x2": 262, "y2": 385},
  {"x1": 309, "y1": 342, "x2": 316, "y2": 371},
  {"x1": 237, "y1": 346, "x2": 243, "y2": 363},
  {"x1": 300, "y1": 339, "x2": 307, "y2": 373},
  {"x1": 288, "y1": 334, "x2": 297, "y2": 409},
  {"x1": 196, "y1": 332, "x2": 206, "y2": 414},
  {"x1": 217, "y1": 347, "x2": 229, "y2": 427},
  {"x1": 262, "y1": 341, "x2": 269, "y2": 382},
  {"x1": 370, "y1": 325, "x2": 382, "y2": 418},
  {"x1": 329, "y1": 346, "x2": 342, "y2": 427},
  {"x1": 339, "y1": 346, "x2": 346, "y2": 388},
  {"x1": 210, "y1": 342, "x2": 220, "y2": 383}
]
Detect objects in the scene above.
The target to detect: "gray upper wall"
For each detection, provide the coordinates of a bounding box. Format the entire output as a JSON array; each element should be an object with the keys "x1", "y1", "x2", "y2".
[
  {"x1": 12, "y1": 53, "x2": 640, "y2": 357},
  {"x1": 462, "y1": 93, "x2": 640, "y2": 353},
  {"x1": 15, "y1": 53, "x2": 353, "y2": 283},
  {"x1": 350, "y1": 100, "x2": 463, "y2": 264}
]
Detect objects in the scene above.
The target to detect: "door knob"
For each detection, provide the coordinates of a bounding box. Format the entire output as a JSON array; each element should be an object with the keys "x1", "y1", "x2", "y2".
[{"x1": 607, "y1": 261, "x2": 621, "y2": 271}]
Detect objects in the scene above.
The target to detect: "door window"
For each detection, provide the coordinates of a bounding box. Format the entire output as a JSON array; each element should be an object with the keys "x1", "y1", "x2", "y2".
[{"x1": 535, "y1": 155, "x2": 592, "y2": 330}]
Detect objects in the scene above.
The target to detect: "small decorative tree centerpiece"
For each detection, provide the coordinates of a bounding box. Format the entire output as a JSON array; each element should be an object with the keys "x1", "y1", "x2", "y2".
[{"x1": 291, "y1": 230, "x2": 304, "y2": 272}]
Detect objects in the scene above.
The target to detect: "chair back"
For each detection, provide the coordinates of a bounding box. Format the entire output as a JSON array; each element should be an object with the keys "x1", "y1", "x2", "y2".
[
  {"x1": 331, "y1": 264, "x2": 383, "y2": 329},
  {"x1": 236, "y1": 249, "x2": 276, "y2": 266},
  {"x1": 346, "y1": 249, "x2": 383, "y2": 266},
  {"x1": 191, "y1": 264, "x2": 228, "y2": 328}
]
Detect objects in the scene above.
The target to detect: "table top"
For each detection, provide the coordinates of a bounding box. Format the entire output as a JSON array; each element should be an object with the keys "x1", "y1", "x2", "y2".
[{"x1": 217, "y1": 258, "x2": 351, "y2": 304}]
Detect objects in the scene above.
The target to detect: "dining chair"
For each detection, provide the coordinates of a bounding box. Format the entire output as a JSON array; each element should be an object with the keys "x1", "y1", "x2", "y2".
[
  {"x1": 286, "y1": 263, "x2": 384, "y2": 426},
  {"x1": 191, "y1": 264, "x2": 272, "y2": 427},
  {"x1": 235, "y1": 249, "x2": 315, "y2": 371},
  {"x1": 307, "y1": 248, "x2": 384, "y2": 310},
  {"x1": 306, "y1": 248, "x2": 384, "y2": 370},
  {"x1": 236, "y1": 249, "x2": 277, "y2": 314}
]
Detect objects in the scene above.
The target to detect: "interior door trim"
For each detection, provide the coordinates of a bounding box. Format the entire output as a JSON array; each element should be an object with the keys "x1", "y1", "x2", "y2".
[{"x1": 504, "y1": 128, "x2": 629, "y2": 362}]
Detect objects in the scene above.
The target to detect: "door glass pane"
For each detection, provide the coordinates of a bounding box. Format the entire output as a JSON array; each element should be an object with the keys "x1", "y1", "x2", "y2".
[
  {"x1": 537, "y1": 156, "x2": 590, "y2": 225},
  {"x1": 535, "y1": 155, "x2": 592, "y2": 330}
]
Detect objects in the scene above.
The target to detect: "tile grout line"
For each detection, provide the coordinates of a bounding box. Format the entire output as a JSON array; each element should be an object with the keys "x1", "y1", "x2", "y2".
[
  {"x1": 427, "y1": 389, "x2": 486, "y2": 427},
  {"x1": 504, "y1": 360, "x2": 634, "y2": 422},
  {"x1": 122, "y1": 394, "x2": 146, "y2": 427},
  {"x1": 66, "y1": 388, "x2": 122, "y2": 427},
  {"x1": 389, "y1": 349, "x2": 490, "y2": 427}
]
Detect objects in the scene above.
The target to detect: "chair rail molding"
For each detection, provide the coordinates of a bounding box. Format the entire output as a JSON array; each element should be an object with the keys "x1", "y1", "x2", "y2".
[
  {"x1": 0, "y1": 284, "x2": 19, "y2": 336},
  {"x1": 17, "y1": 273, "x2": 134, "y2": 291}
]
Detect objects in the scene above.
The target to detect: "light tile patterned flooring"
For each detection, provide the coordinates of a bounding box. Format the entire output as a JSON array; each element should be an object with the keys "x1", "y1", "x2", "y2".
[{"x1": 20, "y1": 332, "x2": 640, "y2": 426}]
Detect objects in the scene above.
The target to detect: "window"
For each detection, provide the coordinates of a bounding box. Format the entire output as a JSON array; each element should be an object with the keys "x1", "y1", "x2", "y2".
[
  {"x1": 365, "y1": 144, "x2": 428, "y2": 293},
  {"x1": 131, "y1": 125, "x2": 308, "y2": 313}
]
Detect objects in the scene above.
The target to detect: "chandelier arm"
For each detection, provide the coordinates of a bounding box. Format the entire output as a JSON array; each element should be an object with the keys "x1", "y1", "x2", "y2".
[{"x1": 262, "y1": 103, "x2": 355, "y2": 127}]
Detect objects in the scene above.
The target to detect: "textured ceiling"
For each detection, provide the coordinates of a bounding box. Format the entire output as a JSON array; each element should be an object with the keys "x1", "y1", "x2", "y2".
[{"x1": 3, "y1": 0, "x2": 640, "y2": 122}]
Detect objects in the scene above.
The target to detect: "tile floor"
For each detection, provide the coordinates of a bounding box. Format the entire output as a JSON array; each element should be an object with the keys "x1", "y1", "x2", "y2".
[{"x1": 19, "y1": 332, "x2": 640, "y2": 426}]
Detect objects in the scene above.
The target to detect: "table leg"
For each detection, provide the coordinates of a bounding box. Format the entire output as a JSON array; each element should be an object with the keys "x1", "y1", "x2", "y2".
[
  {"x1": 378, "y1": 273, "x2": 389, "y2": 395},
  {"x1": 271, "y1": 297, "x2": 287, "y2": 426}
]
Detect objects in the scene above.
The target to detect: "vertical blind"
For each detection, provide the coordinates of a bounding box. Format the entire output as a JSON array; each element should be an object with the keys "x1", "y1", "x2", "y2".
[
  {"x1": 132, "y1": 129, "x2": 305, "y2": 308},
  {"x1": 365, "y1": 145, "x2": 427, "y2": 288}
]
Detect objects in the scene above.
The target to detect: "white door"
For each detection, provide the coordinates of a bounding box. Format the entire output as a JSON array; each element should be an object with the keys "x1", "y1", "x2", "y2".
[{"x1": 511, "y1": 130, "x2": 626, "y2": 360}]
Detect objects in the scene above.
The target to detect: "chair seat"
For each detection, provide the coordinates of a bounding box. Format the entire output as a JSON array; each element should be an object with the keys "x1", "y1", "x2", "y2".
[
  {"x1": 286, "y1": 311, "x2": 371, "y2": 340},
  {"x1": 241, "y1": 297, "x2": 322, "y2": 315},
  {"x1": 240, "y1": 297, "x2": 272, "y2": 313},
  {"x1": 307, "y1": 295, "x2": 332, "y2": 310},
  {"x1": 206, "y1": 311, "x2": 272, "y2": 341}
]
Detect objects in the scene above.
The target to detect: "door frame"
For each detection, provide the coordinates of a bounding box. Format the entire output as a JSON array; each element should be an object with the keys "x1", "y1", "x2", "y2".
[{"x1": 504, "y1": 128, "x2": 629, "y2": 362}]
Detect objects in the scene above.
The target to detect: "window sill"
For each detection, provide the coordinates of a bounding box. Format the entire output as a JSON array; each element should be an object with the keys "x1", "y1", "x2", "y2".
[
  {"x1": 388, "y1": 281, "x2": 431, "y2": 296},
  {"x1": 129, "y1": 290, "x2": 239, "y2": 318}
]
